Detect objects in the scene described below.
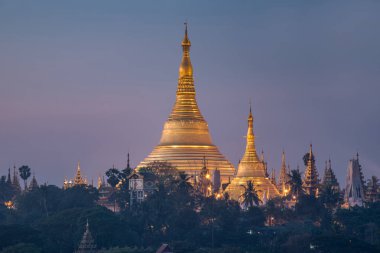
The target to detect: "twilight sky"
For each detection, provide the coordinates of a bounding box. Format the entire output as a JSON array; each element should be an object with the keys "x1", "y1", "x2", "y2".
[{"x1": 0, "y1": 0, "x2": 379, "y2": 186}]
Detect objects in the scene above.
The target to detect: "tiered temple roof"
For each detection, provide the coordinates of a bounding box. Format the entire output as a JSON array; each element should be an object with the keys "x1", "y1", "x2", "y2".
[
  {"x1": 302, "y1": 145, "x2": 319, "y2": 197},
  {"x1": 75, "y1": 220, "x2": 97, "y2": 253},
  {"x1": 322, "y1": 159, "x2": 339, "y2": 190}
]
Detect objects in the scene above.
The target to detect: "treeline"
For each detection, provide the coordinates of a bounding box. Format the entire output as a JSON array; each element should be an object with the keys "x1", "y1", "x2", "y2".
[{"x1": 0, "y1": 167, "x2": 379, "y2": 253}]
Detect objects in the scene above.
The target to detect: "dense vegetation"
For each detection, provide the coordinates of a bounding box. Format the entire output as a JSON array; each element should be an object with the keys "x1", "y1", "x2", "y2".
[{"x1": 0, "y1": 167, "x2": 379, "y2": 253}]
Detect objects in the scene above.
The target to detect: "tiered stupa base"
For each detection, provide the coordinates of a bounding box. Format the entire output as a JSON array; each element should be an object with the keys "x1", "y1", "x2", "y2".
[
  {"x1": 225, "y1": 177, "x2": 280, "y2": 202},
  {"x1": 137, "y1": 144, "x2": 235, "y2": 183}
]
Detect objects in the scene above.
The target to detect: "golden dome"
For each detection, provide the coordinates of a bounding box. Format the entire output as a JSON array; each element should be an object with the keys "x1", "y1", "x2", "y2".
[{"x1": 137, "y1": 24, "x2": 235, "y2": 182}]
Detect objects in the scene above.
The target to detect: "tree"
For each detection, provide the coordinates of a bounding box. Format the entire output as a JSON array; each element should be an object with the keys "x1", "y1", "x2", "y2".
[
  {"x1": 302, "y1": 152, "x2": 314, "y2": 166},
  {"x1": 174, "y1": 172, "x2": 193, "y2": 195},
  {"x1": 0, "y1": 176, "x2": 14, "y2": 203},
  {"x1": 240, "y1": 181, "x2": 261, "y2": 209},
  {"x1": 18, "y1": 165, "x2": 31, "y2": 191},
  {"x1": 106, "y1": 168, "x2": 122, "y2": 188},
  {"x1": 319, "y1": 184, "x2": 340, "y2": 210},
  {"x1": 287, "y1": 169, "x2": 304, "y2": 200},
  {"x1": 366, "y1": 176, "x2": 379, "y2": 203}
]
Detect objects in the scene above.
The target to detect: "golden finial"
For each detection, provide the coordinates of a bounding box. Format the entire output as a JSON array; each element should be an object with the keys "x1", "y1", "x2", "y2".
[
  {"x1": 179, "y1": 22, "x2": 193, "y2": 79},
  {"x1": 309, "y1": 144, "x2": 313, "y2": 160}
]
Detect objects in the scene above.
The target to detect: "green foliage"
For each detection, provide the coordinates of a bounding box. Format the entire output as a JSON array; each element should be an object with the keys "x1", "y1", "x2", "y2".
[
  {"x1": 106, "y1": 168, "x2": 122, "y2": 188},
  {"x1": 18, "y1": 165, "x2": 31, "y2": 190},
  {"x1": 0, "y1": 176, "x2": 14, "y2": 203},
  {"x1": 1, "y1": 165, "x2": 379, "y2": 253},
  {"x1": 302, "y1": 152, "x2": 315, "y2": 166},
  {"x1": 287, "y1": 169, "x2": 304, "y2": 199},
  {"x1": 240, "y1": 181, "x2": 261, "y2": 209},
  {"x1": 0, "y1": 225, "x2": 42, "y2": 251},
  {"x1": 0, "y1": 243, "x2": 42, "y2": 253},
  {"x1": 98, "y1": 246, "x2": 154, "y2": 253}
]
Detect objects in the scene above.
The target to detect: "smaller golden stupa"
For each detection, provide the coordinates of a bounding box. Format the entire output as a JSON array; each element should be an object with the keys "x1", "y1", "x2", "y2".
[{"x1": 225, "y1": 106, "x2": 279, "y2": 202}]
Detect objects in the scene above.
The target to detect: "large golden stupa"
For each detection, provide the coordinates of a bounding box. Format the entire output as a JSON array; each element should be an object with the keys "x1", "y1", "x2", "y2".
[
  {"x1": 225, "y1": 107, "x2": 279, "y2": 202},
  {"x1": 137, "y1": 25, "x2": 235, "y2": 182}
]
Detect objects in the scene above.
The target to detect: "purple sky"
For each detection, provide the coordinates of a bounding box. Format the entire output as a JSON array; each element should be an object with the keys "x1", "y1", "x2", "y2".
[{"x1": 0, "y1": 0, "x2": 379, "y2": 186}]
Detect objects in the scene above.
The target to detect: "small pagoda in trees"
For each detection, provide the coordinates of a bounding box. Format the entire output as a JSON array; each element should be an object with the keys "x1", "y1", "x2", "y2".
[
  {"x1": 278, "y1": 151, "x2": 291, "y2": 196},
  {"x1": 75, "y1": 220, "x2": 97, "y2": 253}
]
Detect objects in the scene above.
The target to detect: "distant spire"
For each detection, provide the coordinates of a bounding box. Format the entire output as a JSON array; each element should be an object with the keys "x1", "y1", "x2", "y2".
[
  {"x1": 28, "y1": 172, "x2": 39, "y2": 190},
  {"x1": 12, "y1": 165, "x2": 21, "y2": 192},
  {"x1": 309, "y1": 144, "x2": 313, "y2": 161},
  {"x1": 127, "y1": 153, "x2": 131, "y2": 169},
  {"x1": 6, "y1": 167, "x2": 11, "y2": 184},
  {"x1": 278, "y1": 151, "x2": 290, "y2": 195},
  {"x1": 270, "y1": 168, "x2": 276, "y2": 184},
  {"x1": 97, "y1": 175, "x2": 102, "y2": 189}
]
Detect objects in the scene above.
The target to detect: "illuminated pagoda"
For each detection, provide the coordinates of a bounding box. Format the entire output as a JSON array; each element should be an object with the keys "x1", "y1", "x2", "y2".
[
  {"x1": 75, "y1": 220, "x2": 97, "y2": 253},
  {"x1": 302, "y1": 145, "x2": 319, "y2": 197},
  {"x1": 278, "y1": 151, "x2": 291, "y2": 196},
  {"x1": 225, "y1": 106, "x2": 279, "y2": 203},
  {"x1": 137, "y1": 24, "x2": 235, "y2": 182},
  {"x1": 64, "y1": 162, "x2": 87, "y2": 189},
  {"x1": 321, "y1": 159, "x2": 339, "y2": 191}
]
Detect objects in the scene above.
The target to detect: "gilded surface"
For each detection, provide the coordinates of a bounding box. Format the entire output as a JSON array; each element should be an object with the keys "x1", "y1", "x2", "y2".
[
  {"x1": 137, "y1": 25, "x2": 235, "y2": 182},
  {"x1": 225, "y1": 107, "x2": 279, "y2": 202}
]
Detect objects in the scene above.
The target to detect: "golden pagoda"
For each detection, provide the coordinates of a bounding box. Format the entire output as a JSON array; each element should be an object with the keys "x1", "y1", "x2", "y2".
[
  {"x1": 137, "y1": 24, "x2": 235, "y2": 182},
  {"x1": 225, "y1": 106, "x2": 279, "y2": 202}
]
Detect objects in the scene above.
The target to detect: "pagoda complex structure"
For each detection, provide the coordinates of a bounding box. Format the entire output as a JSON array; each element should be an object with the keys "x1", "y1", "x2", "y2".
[
  {"x1": 344, "y1": 154, "x2": 365, "y2": 207},
  {"x1": 321, "y1": 159, "x2": 339, "y2": 191},
  {"x1": 137, "y1": 24, "x2": 235, "y2": 182},
  {"x1": 64, "y1": 162, "x2": 87, "y2": 189},
  {"x1": 225, "y1": 106, "x2": 279, "y2": 202},
  {"x1": 302, "y1": 145, "x2": 320, "y2": 197}
]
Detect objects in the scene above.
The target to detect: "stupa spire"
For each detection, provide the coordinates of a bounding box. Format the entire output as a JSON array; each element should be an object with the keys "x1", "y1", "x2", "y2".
[
  {"x1": 177, "y1": 22, "x2": 194, "y2": 93},
  {"x1": 278, "y1": 150, "x2": 290, "y2": 195},
  {"x1": 126, "y1": 153, "x2": 131, "y2": 170},
  {"x1": 225, "y1": 105, "x2": 280, "y2": 202},
  {"x1": 6, "y1": 167, "x2": 11, "y2": 184},
  {"x1": 236, "y1": 105, "x2": 263, "y2": 177}
]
